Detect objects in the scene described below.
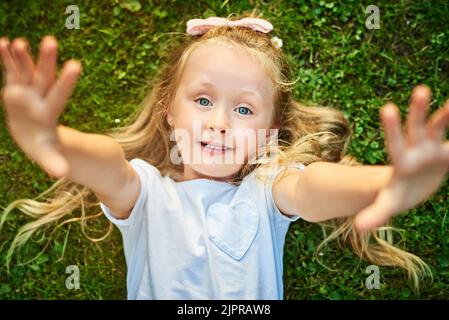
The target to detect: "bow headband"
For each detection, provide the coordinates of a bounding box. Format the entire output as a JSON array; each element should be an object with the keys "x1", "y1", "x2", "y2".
[
  {"x1": 187, "y1": 17, "x2": 273, "y2": 35},
  {"x1": 186, "y1": 17, "x2": 283, "y2": 48}
]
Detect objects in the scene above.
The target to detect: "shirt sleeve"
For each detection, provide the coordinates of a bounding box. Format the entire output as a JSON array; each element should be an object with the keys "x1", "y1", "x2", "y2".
[
  {"x1": 99, "y1": 158, "x2": 160, "y2": 232},
  {"x1": 257, "y1": 162, "x2": 306, "y2": 263},
  {"x1": 265, "y1": 162, "x2": 306, "y2": 224}
]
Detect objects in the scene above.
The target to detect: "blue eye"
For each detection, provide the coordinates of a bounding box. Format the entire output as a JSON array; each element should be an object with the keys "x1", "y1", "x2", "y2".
[
  {"x1": 195, "y1": 98, "x2": 252, "y2": 115},
  {"x1": 235, "y1": 106, "x2": 253, "y2": 115},
  {"x1": 195, "y1": 97, "x2": 211, "y2": 107}
]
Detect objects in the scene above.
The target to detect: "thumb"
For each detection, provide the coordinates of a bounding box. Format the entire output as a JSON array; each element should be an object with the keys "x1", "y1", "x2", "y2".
[{"x1": 354, "y1": 189, "x2": 398, "y2": 233}]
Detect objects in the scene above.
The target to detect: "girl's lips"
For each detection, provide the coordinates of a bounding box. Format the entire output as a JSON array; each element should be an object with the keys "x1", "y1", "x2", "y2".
[{"x1": 199, "y1": 141, "x2": 233, "y2": 155}]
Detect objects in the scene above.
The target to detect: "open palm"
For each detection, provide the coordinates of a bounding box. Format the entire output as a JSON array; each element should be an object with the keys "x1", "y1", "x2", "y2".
[
  {"x1": 0, "y1": 36, "x2": 81, "y2": 178},
  {"x1": 355, "y1": 85, "x2": 449, "y2": 232}
]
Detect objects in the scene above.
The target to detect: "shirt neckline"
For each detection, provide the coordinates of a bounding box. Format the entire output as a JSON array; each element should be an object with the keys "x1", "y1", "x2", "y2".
[{"x1": 171, "y1": 177, "x2": 236, "y2": 187}]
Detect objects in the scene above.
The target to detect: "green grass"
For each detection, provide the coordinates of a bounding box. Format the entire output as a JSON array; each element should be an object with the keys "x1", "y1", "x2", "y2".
[{"x1": 0, "y1": 0, "x2": 448, "y2": 299}]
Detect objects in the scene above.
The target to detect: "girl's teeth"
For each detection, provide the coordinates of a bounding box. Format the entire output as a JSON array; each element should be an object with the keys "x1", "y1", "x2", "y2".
[{"x1": 205, "y1": 144, "x2": 226, "y2": 151}]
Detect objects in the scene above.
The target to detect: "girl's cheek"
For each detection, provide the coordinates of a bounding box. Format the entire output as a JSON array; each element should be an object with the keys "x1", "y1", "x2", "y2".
[{"x1": 175, "y1": 104, "x2": 202, "y2": 126}]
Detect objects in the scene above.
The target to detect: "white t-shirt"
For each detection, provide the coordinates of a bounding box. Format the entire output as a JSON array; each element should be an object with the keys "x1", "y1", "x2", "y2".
[{"x1": 99, "y1": 158, "x2": 305, "y2": 299}]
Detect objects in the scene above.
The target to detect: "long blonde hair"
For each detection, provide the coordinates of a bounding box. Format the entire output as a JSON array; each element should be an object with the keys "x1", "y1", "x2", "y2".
[{"x1": 0, "y1": 13, "x2": 430, "y2": 289}]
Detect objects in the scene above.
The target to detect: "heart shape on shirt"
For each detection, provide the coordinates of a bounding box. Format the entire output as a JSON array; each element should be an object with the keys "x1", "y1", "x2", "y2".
[{"x1": 206, "y1": 200, "x2": 259, "y2": 261}]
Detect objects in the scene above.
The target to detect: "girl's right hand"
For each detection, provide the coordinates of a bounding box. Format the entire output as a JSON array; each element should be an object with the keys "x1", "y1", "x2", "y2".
[{"x1": 0, "y1": 36, "x2": 81, "y2": 178}]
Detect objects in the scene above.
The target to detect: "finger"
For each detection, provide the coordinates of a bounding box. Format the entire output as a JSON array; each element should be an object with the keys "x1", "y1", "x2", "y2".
[
  {"x1": 45, "y1": 59, "x2": 81, "y2": 119},
  {"x1": 0, "y1": 37, "x2": 20, "y2": 84},
  {"x1": 381, "y1": 103, "x2": 405, "y2": 165},
  {"x1": 427, "y1": 99, "x2": 449, "y2": 141},
  {"x1": 11, "y1": 38, "x2": 35, "y2": 85},
  {"x1": 406, "y1": 85, "x2": 431, "y2": 146},
  {"x1": 35, "y1": 36, "x2": 57, "y2": 96},
  {"x1": 354, "y1": 189, "x2": 399, "y2": 233}
]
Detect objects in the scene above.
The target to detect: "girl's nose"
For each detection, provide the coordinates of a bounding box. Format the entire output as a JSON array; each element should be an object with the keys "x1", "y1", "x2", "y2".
[{"x1": 207, "y1": 110, "x2": 229, "y2": 134}]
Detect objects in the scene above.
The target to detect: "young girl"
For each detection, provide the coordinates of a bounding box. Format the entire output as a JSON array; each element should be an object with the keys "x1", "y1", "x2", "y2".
[{"x1": 1, "y1": 14, "x2": 449, "y2": 299}]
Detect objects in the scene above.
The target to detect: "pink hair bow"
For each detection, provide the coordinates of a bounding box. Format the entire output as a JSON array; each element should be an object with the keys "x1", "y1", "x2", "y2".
[{"x1": 186, "y1": 17, "x2": 274, "y2": 35}]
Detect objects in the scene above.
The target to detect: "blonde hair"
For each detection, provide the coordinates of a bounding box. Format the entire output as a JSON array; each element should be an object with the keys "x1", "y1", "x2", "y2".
[{"x1": 0, "y1": 13, "x2": 430, "y2": 289}]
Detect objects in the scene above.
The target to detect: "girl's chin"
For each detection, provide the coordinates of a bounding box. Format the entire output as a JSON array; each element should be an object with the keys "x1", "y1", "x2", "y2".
[
  {"x1": 187, "y1": 164, "x2": 243, "y2": 179},
  {"x1": 180, "y1": 146, "x2": 247, "y2": 166}
]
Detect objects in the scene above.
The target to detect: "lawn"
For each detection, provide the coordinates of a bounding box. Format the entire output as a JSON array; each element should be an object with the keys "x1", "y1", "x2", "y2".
[{"x1": 0, "y1": 0, "x2": 448, "y2": 299}]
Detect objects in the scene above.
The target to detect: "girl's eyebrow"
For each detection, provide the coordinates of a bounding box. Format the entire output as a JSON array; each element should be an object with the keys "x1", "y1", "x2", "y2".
[{"x1": 191, "y1": 81, "x2": 263, "y2": 103}]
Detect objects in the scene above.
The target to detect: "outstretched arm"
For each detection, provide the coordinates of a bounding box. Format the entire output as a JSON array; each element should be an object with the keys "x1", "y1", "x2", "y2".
[
  {"x1": 273, "y1": 162, "x2": 393, "y2": 223},
  {"x1": 274, "y1": 85, "x2": 449, "y2": 231},
  {"x1": 0, "y1": 36, "x2": 139, "y2": 219},
  {"x1": 57, "y1": 125, "x2": 140, "y2": 219}
]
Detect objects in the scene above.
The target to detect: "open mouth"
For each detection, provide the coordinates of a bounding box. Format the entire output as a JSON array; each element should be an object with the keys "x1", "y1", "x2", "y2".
[{"x1": 199, "y1": 141, "x2": 233, "y2": 155}]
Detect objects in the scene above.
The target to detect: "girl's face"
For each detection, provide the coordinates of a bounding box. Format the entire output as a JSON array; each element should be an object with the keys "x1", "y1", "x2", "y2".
[{"x1": 168, "y1": 42, "x2": 276, "y2": 181}]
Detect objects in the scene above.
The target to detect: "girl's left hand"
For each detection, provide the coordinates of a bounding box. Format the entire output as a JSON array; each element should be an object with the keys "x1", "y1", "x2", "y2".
[{"x1": 355, "y1": 85, "x2": 449, "y2": 232}]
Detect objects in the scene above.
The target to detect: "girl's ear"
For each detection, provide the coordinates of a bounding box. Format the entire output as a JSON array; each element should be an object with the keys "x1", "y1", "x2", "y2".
[
  {"x1": 266, "y1": 121, "x2": 280, "y2": 138},
  {"x1": 167, "y1": 113, "x2": 173, "y2": 126},
  {"x1": 266, "y1": 126, "x2": 279, "y2": 140}
]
